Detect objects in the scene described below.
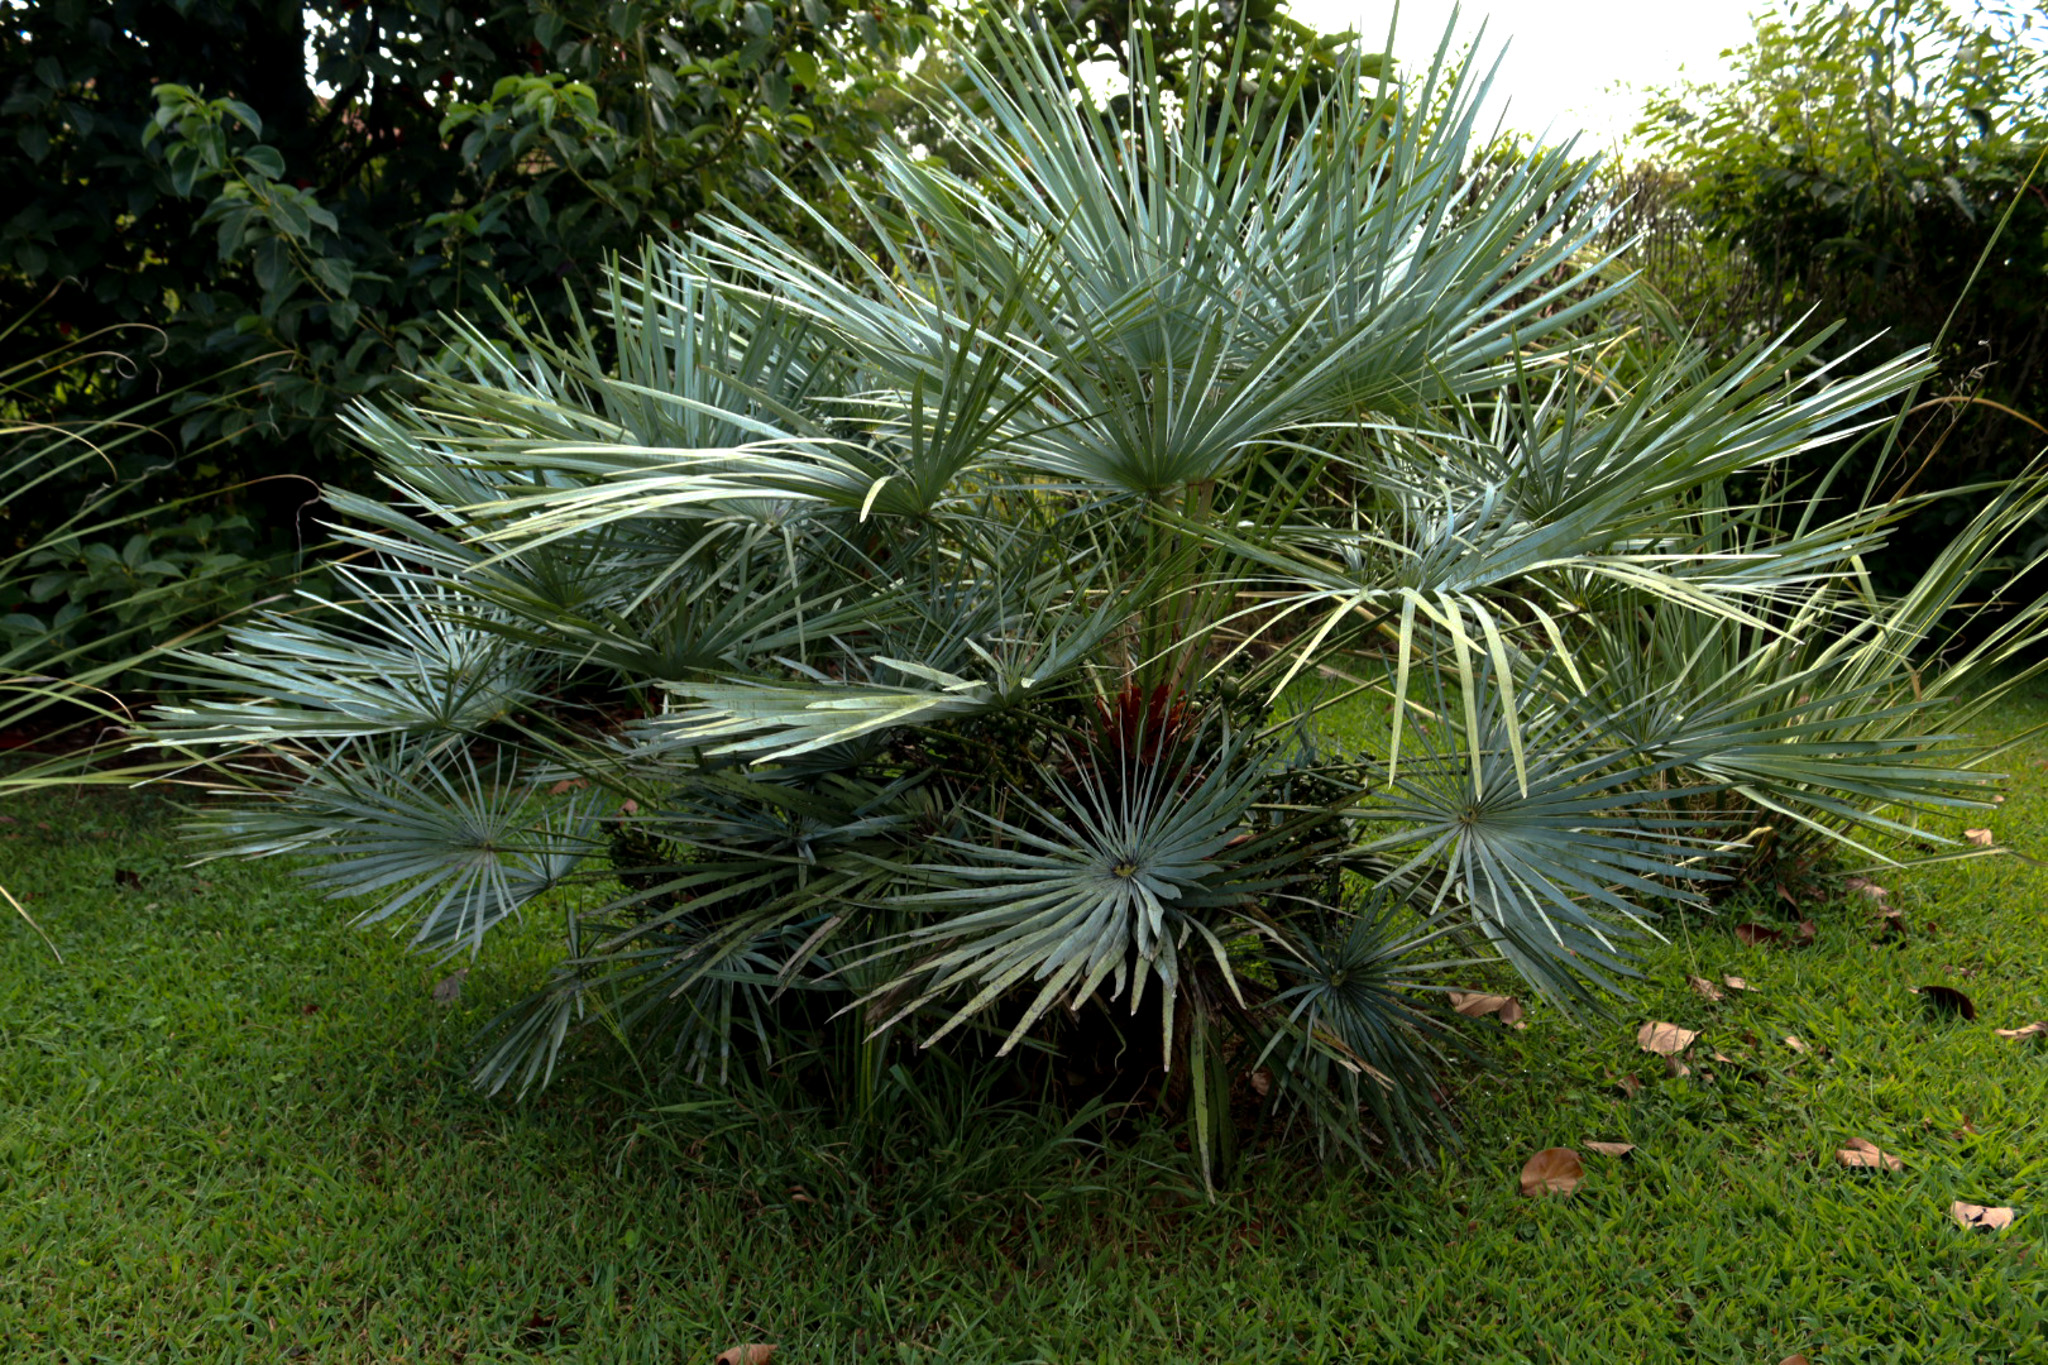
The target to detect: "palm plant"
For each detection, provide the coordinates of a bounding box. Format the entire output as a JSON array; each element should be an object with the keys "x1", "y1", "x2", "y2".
[{"x1": 143, "y1": 19, "x2": 2048, "y2": 1182}]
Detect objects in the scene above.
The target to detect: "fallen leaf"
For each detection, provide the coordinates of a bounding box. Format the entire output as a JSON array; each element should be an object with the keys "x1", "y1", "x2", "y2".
[
  {"x1": 715, "y1": 1346, "x2": 778, "y2": 1365},
  {"x1": 1734, "y1": 922, "x2": 1785, "y2": 947},
  {"x1": 548, "y1": 777, "x2": 587, "y2": 796},
  {"x1": 432, "y1": 969, "x2": 469, "y2": 1006},
  {"x1": 113, "y1": 869, "x2": 141, "y2": 890},
  {"x1": 1780, "y1": 1355, "x2": 1813, "y2": 1365},
  {"x1": 1449, "y1": 991, "x2": 1527, "y2": 1029},
  {"x1": 1519, "y1": 1146, "x2": 1584, "y2": 1196},
  {"x1": 1836, "y1": 1137, "x2": 1903, "y2": 1171},
  {"x1": 1844, "y1": 875, "x2": 1889, "y2": 901},
  {"x1": 1993, "y1": 793, "x2": 2007, "y2": 804},
  {"x1": 1794, "y1": 919, "x2": 1818, "y2": 946},
  {"x1": 1965, "y1": 828, "x2": 1994, "y2": 846},
  {"x1": 1951, "y1": 1201, "x2": 2015, "y2": 1230},
  {"x1": 1873, "y1": 907, "x2": 1909, "y2": 942},
  {"x1": 1783, "y1": 1034, "x2": 1808, "y2": 1053},
  {"x1": 1664, "y1": 1055, "x2": 1692, "y2": 1078},
  {"x1": 1612, "y1": 1072, "x2": 1642, "y2": 1099},
  {"x1": 1249, "y1": 1067, "x2": 1272, "y2": 1096},
  {"x1": 1913, "y1": 984, "x2": 1978, "y2": 1021},
  {"x1": 621, "y1": 798, "x2": 639, "y2": 816},
  {"x1": 1723, "y1": 976, "x2": 1754, "y2": 992},
  {"x1": 1636, "y1": 1020, "x2": 1699, "y2": 1055},
  {"x1": 1584, "y1": 1141, "x2": 1636, "y2": 1158},
  {"x1": 1688, "y1": 975, "x2": 1725, "y2": 1003},
  {"x1": 1995, "y1": 1021, "x2": 2048, "y2": 1040}
]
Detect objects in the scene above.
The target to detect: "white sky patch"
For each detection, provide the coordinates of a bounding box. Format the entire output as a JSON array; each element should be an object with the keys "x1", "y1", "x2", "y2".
[{"x1": 1290, "y1": 0, "x2": 1765, "y2": 153}]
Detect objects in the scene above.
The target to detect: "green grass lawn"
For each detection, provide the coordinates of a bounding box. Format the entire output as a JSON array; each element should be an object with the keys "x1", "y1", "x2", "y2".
[{"x1": 6, "y1": 688, "x2": 2048, "y2": 1363}]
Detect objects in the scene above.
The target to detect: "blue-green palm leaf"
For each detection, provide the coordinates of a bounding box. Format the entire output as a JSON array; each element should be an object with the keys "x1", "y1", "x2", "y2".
[
  {"x1": 1356, "y1": 671, "x2": 1732, "y2": 1001},
  {"x1": 878, "y1": 721, "x2": 1277, "y2": 1057}
]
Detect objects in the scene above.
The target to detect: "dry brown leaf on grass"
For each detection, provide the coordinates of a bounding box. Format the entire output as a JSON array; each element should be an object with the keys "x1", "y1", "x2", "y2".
[
  {"x1": 1836, "y1": 1137, "x2": 1903, "y2": 1171},
  {"x1": 1952, "y1": 1201, "x2": 2016, "y2": 1230},
  {"x1": 1450, "y1": 991, "x2": 1527, "y2": 1029},
  {"x1": 1687, "y1": 975, "x2": 1724, "y2": 1003},
  {"x1": 1965, "y1": 828, "x2": 1995, "y2": 847},
  {"x1": 1783, "y1": 1035, "x2": 1808, "y2": 1054},
  {"x1": 1734, "y1": 922, "x2": 1785, "y2": 947},
  {"x1": 1519, "y1": 1147, "x2": 1584, "y2": 1196},
  {"x1": 432, "y1": 969, "x2": 469, "y2": 1006},
  {"x1": 715, "y1": 1346, "x2": 778, "y2": 1365},
  {"x1": 1794, "y1": 919, "x2": 1818, "y2": 947},
  {"x1": 1664, "y1": 1056, "x2": 1692, "y2": 1079},
  {"x1": 1913, "y1": 984, "x2": 1978, "y2": 1021},
  {"x1": 1584, "y1": 1141, "x2": 1636, "y2": 1158},
  {"x1": 1779, "y1": 1355, "x2": 1813, "y2": 1365},
  {"x1": 1844, "y1": 875, "x2": 1889, "y2": 902},
  {"x1": 1723, "y1": 976, "x2": 1754, "y2": 992},
  {"x1": 1636, "y1": 1021, "x2": 1699, "y2": 1055},
  {"x1": 1995, "y1": 1021, "x2": 2048, "y2": 1040}
]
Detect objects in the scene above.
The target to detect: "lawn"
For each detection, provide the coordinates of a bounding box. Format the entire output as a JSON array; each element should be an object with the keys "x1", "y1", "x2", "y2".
[{"x1": 5, "y1": 686, "x2": 2048, "y2": 1363}]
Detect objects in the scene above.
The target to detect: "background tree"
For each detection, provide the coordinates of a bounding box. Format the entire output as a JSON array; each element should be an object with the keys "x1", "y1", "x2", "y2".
[
  {"x1": 1, "y1": 0, "x2": 933, "y2": 510},
  {"x1": 1627, "y1": 0, "x2": 2048, "y2": 571}
]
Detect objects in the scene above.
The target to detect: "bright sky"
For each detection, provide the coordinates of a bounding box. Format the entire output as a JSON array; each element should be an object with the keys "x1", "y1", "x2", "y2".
[{"x1": 1290, "y1": 0, "x2": 1769, "y2": 152}]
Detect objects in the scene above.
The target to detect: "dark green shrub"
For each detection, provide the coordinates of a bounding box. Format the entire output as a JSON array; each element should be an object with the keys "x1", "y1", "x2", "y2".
[{"x1": 1629, "y1": 0, "x2": 2048, "y2": 573}]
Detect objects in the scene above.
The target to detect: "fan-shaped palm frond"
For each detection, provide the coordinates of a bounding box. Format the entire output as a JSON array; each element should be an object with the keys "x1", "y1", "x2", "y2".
[
  {"x1": 1355, "y1": 664, "x2": 1733, "y2": 1001},
  {"x1": 198, "y1": 740, "x2": 597, "y2": 955},
  {"x1": 151, "y1": 568, "x2": 537, "y2": 745},
  {"x1": 873, "y1": 715, "x2": 1279, "y2": 1057}
]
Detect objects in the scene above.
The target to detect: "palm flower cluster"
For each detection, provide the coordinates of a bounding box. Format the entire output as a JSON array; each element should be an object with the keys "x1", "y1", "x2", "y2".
[{"x1": 147, "y1": 23, "x2": 2046, "y2": 1180}]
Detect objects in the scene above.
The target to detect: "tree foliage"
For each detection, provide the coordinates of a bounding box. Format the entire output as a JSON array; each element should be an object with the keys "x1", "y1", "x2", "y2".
[
  {"x1": 2, "y1": 0, "x2": 933, "y2": 502},
  {"x1": 1629, "y1": 0, "x2": 2048, "y2": 555}
]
